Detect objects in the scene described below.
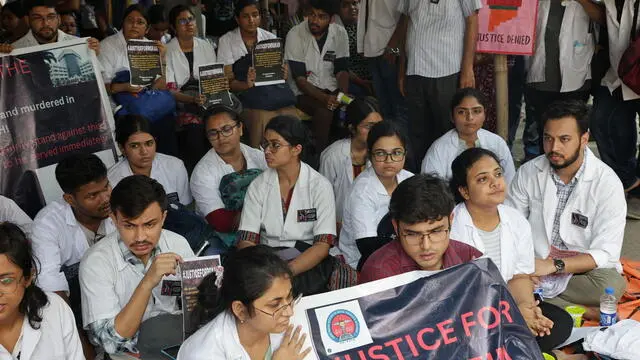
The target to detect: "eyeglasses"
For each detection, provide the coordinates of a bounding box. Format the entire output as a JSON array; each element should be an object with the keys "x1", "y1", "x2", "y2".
[
  {"x1": 372, "y1": 149, "x2": 406, "y2": 162},
  {"x1": 0, "y1": 276, "x2": 23, "y2": 295},
  {"x1": 177, "y1": 16, "x2": 195, "y2": 26},
  {"x1": 255, "y1": 294, "x2": 303, "y2": 320},
  {"x1": 402, "y1": 228, "x2": 450, "y2": 246},
  {"x1": 261, "y1": 140, "x2": 292, "y2": 153},
  {"x1": 125, "y1": 17, "x2": 148, "y2": 27},
  {"x1": 206, "y1": 123, "x2": 239, "y2": 139},
  {"x1": 31, "y1": 14, "x2": 58, "y2": 24}
]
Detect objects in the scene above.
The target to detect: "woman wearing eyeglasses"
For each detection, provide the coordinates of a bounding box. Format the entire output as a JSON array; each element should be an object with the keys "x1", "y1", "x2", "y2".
[
  {"x1": 319, "y1": 97, "x2": 382, "y2": 225},
  {"x1": 339, "y1": 121, "x2": 414, "y2": 270},
  {"x1": 0, "y1": 222, "x2": 84, "y2": 360},
  {"x1": 449, "y1": 148, "x2": 573, "y2": 353},
  {"x1": 108, "y1": 114, "x2": 192, "y2": 206},
  {"x1": 165, "y1": 4, "x2": 217, "y2": 173},
  {"x1": 237, "y1": 115, "x2": 357, "y2": 295},
  {"x1": 190, "y1": 106, "x2": 267, "y2": 241},
  {"x1": 421, "y1": 88, "x2": 515, "y2": 184},
  {"x1": 217, "y1": 0, "x2": 297, "y2": 148},
  {"x1": 178, "y1": 245, "x2": 310, "y2": 360}
]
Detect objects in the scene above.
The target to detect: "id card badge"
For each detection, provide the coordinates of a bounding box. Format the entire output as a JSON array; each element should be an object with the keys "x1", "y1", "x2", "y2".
[
  {"x1": 571, "y1": 212, "x2": 588, "y2": 229},
  {"x1": 297, "y1": 208, "x2": 318, "y2": 222},
  {"x1": 323, "y1": 51, "x2": 336, "y2": 62}
]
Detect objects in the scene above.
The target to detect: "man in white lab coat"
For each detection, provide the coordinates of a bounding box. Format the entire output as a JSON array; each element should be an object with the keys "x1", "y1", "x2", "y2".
[{"x1": 507, "y1": 100, "x2": 627, "y2": 318}]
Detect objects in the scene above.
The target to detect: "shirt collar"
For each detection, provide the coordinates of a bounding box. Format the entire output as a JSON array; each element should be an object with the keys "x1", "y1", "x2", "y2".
[
  {"x1": 117, "y1": 238, "x2": 162, "y2": 266},
  {"x1": 551, "y1": 149, "x2": 588, "y2": 186}
]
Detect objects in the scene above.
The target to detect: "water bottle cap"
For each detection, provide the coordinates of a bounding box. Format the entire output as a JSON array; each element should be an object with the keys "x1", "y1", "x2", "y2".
[{"x1": 605, "y1": 287, "x2": 614, "y2": 295}]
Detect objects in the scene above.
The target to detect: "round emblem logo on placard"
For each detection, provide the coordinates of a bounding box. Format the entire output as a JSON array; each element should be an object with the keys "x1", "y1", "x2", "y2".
[{"x1": 326, "y1": 309, "x2": 359, "y2": 343}]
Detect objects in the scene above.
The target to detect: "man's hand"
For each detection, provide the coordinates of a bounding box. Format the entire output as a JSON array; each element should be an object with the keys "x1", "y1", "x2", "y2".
[
  {"x1": 534, "y1": 258, "x2": 557, "y2": 277},
  {"x1": 87, "y1": 37, "x2": 100, "y2": 55},
  {"x1": 459, "y1": 66, "x2": 475, "y2": 88},
  {"x1": 0, "y1": 43, "x2": 14, "y2": 54},
  {"x1": 519, "y1": 301, "x2": 554, "y2": 337},
  {"x1": 324, "y1": 93, "x2": 340, "y2": 111},
  {"x1": 141, "y1": 253, "x2": 182, "y2": 288},
  {"x1": 247, "y1": 67, "x2": 257, "y2": 88}
]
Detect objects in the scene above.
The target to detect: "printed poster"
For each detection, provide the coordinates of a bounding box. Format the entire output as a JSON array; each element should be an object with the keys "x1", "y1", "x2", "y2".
[
  {"x1": 180, "y1": 255, "x2": 222, "y2": 338},
  {"x1": 253, "y1": 38, "x2": 285, "y2": 86},
  {"x1": 198, "y1": 63, "x2": 233, "y2": 108},
  {"x1": 476, "y1": 0, "x2": 538, "y2": 55},
  {"x1": 127, "y1": 39, "x2": 162, "y2": 86}
]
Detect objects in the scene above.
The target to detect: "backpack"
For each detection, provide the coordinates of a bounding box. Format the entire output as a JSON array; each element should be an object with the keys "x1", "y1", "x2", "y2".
[{"x1": 617, "y1": 0, "x2": 640, "y2": 94}]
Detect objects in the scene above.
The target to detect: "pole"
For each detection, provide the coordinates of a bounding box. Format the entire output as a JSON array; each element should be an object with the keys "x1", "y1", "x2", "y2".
[{"x1": 494, "y1": 54, "x2": 509, "y2": 141}]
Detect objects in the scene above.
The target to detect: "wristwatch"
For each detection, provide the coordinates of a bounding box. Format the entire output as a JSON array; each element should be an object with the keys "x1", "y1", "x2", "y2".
[
  {"x1": 553, "y1": 259, "x2": 565, "y2": 274},
  {"x1": 386, "y1": 47, "x2": 400, "y2": 56}
]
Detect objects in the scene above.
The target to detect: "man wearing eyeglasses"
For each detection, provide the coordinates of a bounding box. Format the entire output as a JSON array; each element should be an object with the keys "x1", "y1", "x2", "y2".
[
  {"x1": 0, "y1": 0, "x2": 99, "y2": 54},
  {"x1": 359, "y1": 174, "x2": 482, "y2": 283},
  {"x1": 285, "y1": 0, "x2": 350, "y2": 151}
]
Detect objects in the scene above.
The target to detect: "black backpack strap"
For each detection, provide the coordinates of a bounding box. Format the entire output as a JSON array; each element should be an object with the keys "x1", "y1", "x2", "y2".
[{"x1": 632, "y1": 0, "x2": 640, "y2": 41}]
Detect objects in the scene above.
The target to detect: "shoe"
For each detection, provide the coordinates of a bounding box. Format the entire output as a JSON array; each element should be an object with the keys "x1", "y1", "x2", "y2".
[{"x1": 627, "y1": 196, "x2": 640, "y2": 220}]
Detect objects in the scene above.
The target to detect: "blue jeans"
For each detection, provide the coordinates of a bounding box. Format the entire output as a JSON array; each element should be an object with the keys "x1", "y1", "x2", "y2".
[{"x1": 368, "y1": 56, "x2": 408, "y2": 130}]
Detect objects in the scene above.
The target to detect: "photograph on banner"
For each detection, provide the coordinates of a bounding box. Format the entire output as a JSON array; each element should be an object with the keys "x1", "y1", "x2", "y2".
[
  {"x1": 127, "y1": 39, "x2": 162, "y2": 87},
  {"x1": 291, "y1": 259, "x2": 543, "y2": 360},
  {"x1": 0, "y1": 39, "x2": 118, "y2": 217},
  {"x1": 253, "y1": 38, "x2": 285, "y2": 86},
  {"x1": 476, "y1": 0, "x2": 538, "y2": 55}
]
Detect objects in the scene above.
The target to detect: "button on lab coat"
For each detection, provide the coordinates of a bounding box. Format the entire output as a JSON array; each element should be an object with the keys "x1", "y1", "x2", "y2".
[
  {"x1": 506, "y1": 149, "x2": 626, "y2": 272},
  {"x1": 421, "y1": 128, "x2": 516, "y2": 184},
  {"x1": 0, "y1": 293, "x2": 84, "y2": 360},
  {"x1": 450, "y1": 203, "x2": 535, "y2": 282},
  {"x1": 31, "y1": 201, "x2": 115, "y2": 293},
  {"x1": 238, "y1": 162, "x2": 337, "y2": 248}
]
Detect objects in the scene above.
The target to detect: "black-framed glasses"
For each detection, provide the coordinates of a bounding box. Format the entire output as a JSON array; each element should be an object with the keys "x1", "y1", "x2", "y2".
[
  {"x1": 372, "y1": 148, "x2": 406, "y2": 162},
  {"x1": 0, "y1": 275, "x2": 23, "y2": 295},
  {"x1": 255, "y1": 294, "x2": 303, "y2": 320},
  {"x1": 177, "y1": 16, "x2": 195, "y2": 26},
  {"x1": 402, "y1": 228, "x2": 450, "y2": 246},
  {"x1": 207, "y1": 123, "x2": 240, "y2": 139},
  {"x1": 260, "y1": 140, "x2": 292, "y2": 153}
]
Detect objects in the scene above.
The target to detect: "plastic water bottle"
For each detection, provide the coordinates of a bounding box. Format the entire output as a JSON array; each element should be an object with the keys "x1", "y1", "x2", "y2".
[{"x1": 599, "y1": 287, "x2": 617, "y2": 326}]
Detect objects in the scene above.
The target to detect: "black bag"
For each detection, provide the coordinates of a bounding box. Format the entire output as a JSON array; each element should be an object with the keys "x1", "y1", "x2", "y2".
[{"x1": 287, "y1": 241, "x2": 335, "y2": 296}]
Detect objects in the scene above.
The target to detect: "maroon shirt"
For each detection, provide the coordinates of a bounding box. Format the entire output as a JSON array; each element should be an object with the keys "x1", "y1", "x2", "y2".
[{"x1": 359, "y1": 239, "x2": 483, "y2": 284}]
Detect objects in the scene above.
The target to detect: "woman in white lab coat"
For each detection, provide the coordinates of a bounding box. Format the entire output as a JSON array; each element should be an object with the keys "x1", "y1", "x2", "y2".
[
  {"x1": 421, "y1": 88, "x2": 515, "y2": 184},
  {"x1": 319, "y1": 97, "x2": 382, "y2": 224},
  {"x1": 449, "y1": 148, "x2": 571, "y2": 353},
  {"x1": 339, "y1": 121, "x2": 414, "y2": 270},
  {"x1": 178, "y1": 245, "x2": 309, "y2": 360},
  {"x1": 237, "y1": 115, "x2": 357, "y2": 295},
  {"x1": 165, "y1": 4, "x2": 217, "y2": 172},
  {"x1": 108, "y1": 114, "x2": 191, "y2": 206},
  {"x1": 0, "y1": 223, "x2": 84, "y2": 360}
]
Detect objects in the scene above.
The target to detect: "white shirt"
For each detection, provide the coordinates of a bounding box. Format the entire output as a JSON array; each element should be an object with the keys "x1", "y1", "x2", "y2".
[
  {"x1": 0, "y1": 293, "x2": 84, "y2": 360},
  {"x1": 0, "y1": 195, "x2": 32, "y2": 233},
  {"x1": 421, "y1": 128, "x2": 516, "y2": 184},
  {"x1": 319, "y1": 138, "x2": 370, "y2": 222},
  {"x1": 340, "y1": 167, "x2": 414, "y2": 269},
  {"x1": 12, "y1": 30, "x2": 78, "y2": 49},
  {"x1": 357, "y1": 0, "x2": 403, "y2": 57},
  {"x1": 450, "y1": 203, "x2": 535, "y2": 282},
  {"x1": 177, "y1": 311, "x2": 283, "y2": 360},
  {"x1": 165, "y1": 36, "x2": 217, "y2": 88},
  {"x1": 190, "y1": 145, "x2": 267, "y2": 217},
  {"x1": 108, "y1": 153, "x2": 192, "y2": 206},
  {"x1": 506, "y1": 149, "x2": 626, "y2": 272},
  {"x1": 30, "y1": 201, "x2": 115, "y2": 293},
  {"x1": 239, "y1": 162, "x2": 337, "y2": 248},
  {"x1": 527, "y1": 0, "x2": 594, "y2": 92},
  {"x1": 98, "y1": 31, "x2": 131, "y2": 83},
  {"x1": 285, "y1": 20, "x2": 350, "y2": 95},
  {"x1": 217, "y1": 27, "x2": 276, "y2": 66},
  {"x1": 79, "y1": 230, "x2": 195, "y2": 328},
  {"x1": 602, "y1": 0, "x2": 640, "y2": 100}
]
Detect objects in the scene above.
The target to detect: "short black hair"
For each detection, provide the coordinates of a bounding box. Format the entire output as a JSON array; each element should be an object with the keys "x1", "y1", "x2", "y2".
[
  {"x1": 234, "y1": 0, "x2": 260, "y2": 17},
  {"x1": 366, "y1": 121, "x2": 408, "y2": 155},
  {"x1": 115, "y1": 114, "x2": 153, "y2": 147},
  {"x1": 389, "y1": 174, "x2": 455, "y2": 224},
  {"x1": 122, "y1": 4, "x2": 149, "y2": 25},
  {"x1": 168, "y1": 4, "x2": 192, "y2": 28},
  {"x1": 148, "y1": 4, "x2": 167, "y2": 25},
  {"x1": 3, "y1": 1, "x2": 27, "y2": 18},
  {"x1": 542, "y1": 99, "x2": 590, "y2": 135},
  {"x1": 309, "y1": 0, "x2": 339, "y2": 16},
  {"x1": 23, "y1": 0, "x2": 57, "y2": 13},
  {"x1": 450, "y1": 87, "x2": 488, "y2": 113},
  {"x1": 110, "y1": 175, "x2": 168, "y2": 219},
  {"x1": 265, "y1": 115, "x2": 314, "y2": 163},
  {"x1": 450, "y1": 148, "x2": 502, "y2": 204},
  {"x1": 55, "y1": 153, "x2": 107, "y2": 194},
  {"x1": 346, "y1": 97, "x2": 379, "y2": 129}
]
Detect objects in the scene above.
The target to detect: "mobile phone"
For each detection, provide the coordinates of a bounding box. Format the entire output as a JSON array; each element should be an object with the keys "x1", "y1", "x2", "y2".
[{"x1": 160, "y1": 345, "x2": 181, "y2": 360}]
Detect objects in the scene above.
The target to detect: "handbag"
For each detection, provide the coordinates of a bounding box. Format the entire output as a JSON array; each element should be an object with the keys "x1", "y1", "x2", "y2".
[{"x1": 617, "y1": 0, "x2": 640, "y2": 94}]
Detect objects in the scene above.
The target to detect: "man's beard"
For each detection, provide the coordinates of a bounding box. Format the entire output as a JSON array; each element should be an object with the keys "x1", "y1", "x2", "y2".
[{"x1": 547, "y1": 145, "x2": 581, "y2": 170}]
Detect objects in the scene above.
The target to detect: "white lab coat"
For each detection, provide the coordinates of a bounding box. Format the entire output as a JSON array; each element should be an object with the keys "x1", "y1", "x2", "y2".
[
  {"x1": 0, "y1": 293, "x2": 84, "y2": 360},
  {"x1": 319, "y1": 138, "x2": 371, "y2": 222},
  {"x1": 98, "y1": 31, "x2": 137, "y2": 83},
  {"x1": 190, "y1": 145, "x2": 267, "y2": 217},
  {"x1": 30, "y1": 201, "x2": 115, "y2": 293},
  {"x1": 357, "y1": 0, "x2": 403, "y2": 57},
  {"x1": 108, "y1": 153, "x2": 192, "y2": 206},
  {"x1": 450, "y1": 203, "x2": 535, "y2": 282},
  {"x1": 238, "y1": 162, "x2": 337, "y2": 248},
  {"x1": 177, "y1": 311, "x2": 283, "y2": 360},
  {"x1": 284, "y1": 20, "x2": 350, "y2": 95},
  {"x1": 340, "y1": 167, "x2": 414, "y2": 269},
  {"x1": 506, "y1": 149, "x2": 626, "y2": 272},
  {"x1": 0, "y1": 195, "x2": 32, "y2": 233},
  {"x1": 217, "y1": 27, "x2": 276, "y2": 66},
  {"x1": 420, "y1": 128, "x2": 516, "y2": 184},
  {"x1": 79, "y1": 230, "x2": 195, "y2": 328},
  {"x1": 165, "y1": 36, "x2": 217, "y2": 88},
  {"x1": 602, "y1": 0, "x2": 640, "y2": 100},
  {"x1": 527, "y1": 0, "x2": 594, "y2": 92},
  {"x1": 12, "y1": 30, "x2": 78, "y2": 49}
]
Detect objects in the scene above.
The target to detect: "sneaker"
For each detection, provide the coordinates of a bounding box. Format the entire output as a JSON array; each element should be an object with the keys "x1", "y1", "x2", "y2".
[{"x1": 627, "y1": 196, "x2": 640, "y2": 220}]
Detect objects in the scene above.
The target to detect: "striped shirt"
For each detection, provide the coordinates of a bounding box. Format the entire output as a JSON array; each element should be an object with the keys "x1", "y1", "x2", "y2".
[
  {"x1": 398, "y1": 0, "x2": 483, "y2": 78},
  {"x1": 550, "y1": 154, "x2": 587, "y2": 250},
  {"x1": 477, "y1": 223, "x2": 502, "y2": 270}
]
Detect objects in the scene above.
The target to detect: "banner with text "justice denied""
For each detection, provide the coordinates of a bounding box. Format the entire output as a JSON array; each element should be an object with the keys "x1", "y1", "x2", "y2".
[
  {"x1": 0, "y1": 39, "x2": 117, "y2": 214},
  {"x1": 292, "y1": 258, "x2": 543, "y2": 360},
  {"x1": 476, "y1": 0, "x2": 538, "y2": 55}
]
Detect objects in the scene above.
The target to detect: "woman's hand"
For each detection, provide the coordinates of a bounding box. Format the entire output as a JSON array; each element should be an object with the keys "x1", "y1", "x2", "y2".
[
  {"x1": 155, "y1": 41, "x2": 167, "y2": 60},
  {"x1": 273, "y1": 325, "x2": 312, "y2": 360},
  {"x1": 247, "y1": 67, "x2": 257, "y2": 88},
  {"x1": 519, "y1": 301, "x2": 554, "y2": 337},
  {"x1": 193, "y1": 94, "x2": 206, "y2": 106}
]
